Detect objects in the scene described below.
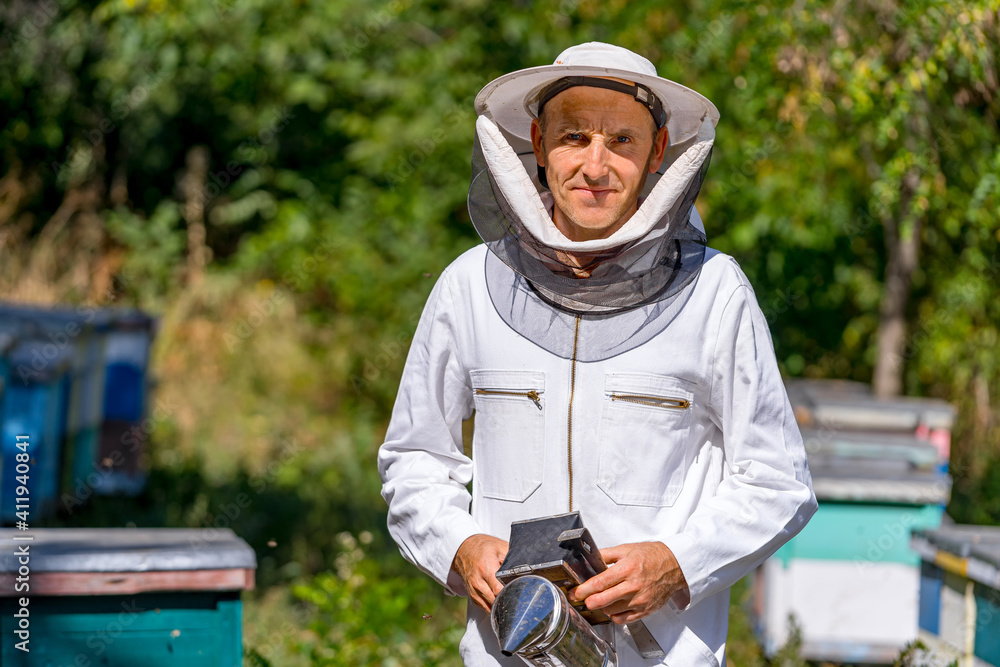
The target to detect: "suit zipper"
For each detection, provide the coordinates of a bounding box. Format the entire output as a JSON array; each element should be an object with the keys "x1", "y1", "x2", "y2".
[
  {"x1": 567, "y1": 315, "x2": 581, "y2": 512},
  {"x1": 610, "y1": 393, "x2": 691, "y2": 410},
  {"x1": 474, "y1": 388, "x2": 543, "y2": 410}
]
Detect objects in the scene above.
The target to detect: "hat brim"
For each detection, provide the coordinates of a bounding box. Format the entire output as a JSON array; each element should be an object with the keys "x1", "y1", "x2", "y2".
[{"x1": 475, "y1": 64, "x2": 720, "y2": 149}]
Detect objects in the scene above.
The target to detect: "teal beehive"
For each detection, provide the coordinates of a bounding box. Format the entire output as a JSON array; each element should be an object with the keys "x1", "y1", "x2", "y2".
[{"x1": 0, "y1": 528, "x2": 256, "y2": 666}]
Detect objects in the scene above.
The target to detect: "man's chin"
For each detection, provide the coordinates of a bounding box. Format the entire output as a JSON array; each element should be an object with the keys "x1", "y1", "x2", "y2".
[
  {"x1": 568, "y1": 208, "x2": 632, "y2": 231},
  {"x1": 563, "y1": 219, "x2": 627, "y2": 240}
]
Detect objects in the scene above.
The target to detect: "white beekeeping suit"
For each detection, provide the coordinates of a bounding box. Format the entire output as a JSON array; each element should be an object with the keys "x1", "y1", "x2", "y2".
[{"x1": 378, "y1": 42, "x2": 816, "y2": 666}]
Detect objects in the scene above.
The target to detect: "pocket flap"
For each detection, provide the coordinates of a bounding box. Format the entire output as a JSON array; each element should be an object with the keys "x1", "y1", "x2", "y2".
[
  {"x1": 471, "y1": 369, "x2": 546, "y2": 392},
  {"x1": 604, "y1": 372, "x2": 695, "y2": 401}
]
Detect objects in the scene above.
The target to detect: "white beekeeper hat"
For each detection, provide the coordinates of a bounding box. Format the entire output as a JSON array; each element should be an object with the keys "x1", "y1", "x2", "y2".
[{"x1": 475, "y1": 41, "x2": 719, "y2": 151}]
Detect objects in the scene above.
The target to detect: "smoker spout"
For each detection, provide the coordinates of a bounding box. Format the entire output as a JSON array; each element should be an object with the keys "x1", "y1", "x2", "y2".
[{"x1": 491, "y1": 575, "x2": 617, "y2": 667}]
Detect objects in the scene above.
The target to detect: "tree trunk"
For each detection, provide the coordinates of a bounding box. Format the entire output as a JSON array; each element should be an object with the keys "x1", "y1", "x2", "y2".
[
  {"x1": 872, "y1": 167, "x2": 922, "y2": 398},
  {"x1": 181, "y1": 146, "x2": 209, "y2": 287}
]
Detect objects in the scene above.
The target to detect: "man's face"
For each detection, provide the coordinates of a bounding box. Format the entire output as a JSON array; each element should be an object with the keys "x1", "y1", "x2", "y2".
[{"x1": 530, "y1": 83, "x2": 669, "y2": 243}]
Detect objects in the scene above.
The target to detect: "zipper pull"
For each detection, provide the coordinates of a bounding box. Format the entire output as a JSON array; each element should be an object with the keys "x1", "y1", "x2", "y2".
[{"x1": 526, "y1": 390, "x2": 542, "y2": 410}]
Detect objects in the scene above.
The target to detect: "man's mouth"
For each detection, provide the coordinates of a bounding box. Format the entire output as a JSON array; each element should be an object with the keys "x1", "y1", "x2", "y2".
[{"x1": 572, "y1": 187, "x2": 616, "y2": 195}]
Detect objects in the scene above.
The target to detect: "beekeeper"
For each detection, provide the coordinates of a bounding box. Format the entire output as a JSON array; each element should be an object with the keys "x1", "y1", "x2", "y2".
[{"x1": 378, "y1": 42, "x2": 817, "y2": 666}]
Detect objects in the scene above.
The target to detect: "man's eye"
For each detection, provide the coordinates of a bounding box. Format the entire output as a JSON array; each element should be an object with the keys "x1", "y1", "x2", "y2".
[
  {"x1": 567, "y1": 133, "x2": 584, "y2": 141},
  {"x1": 615, "y1": 136, "x2": 631, "y2": 143}
]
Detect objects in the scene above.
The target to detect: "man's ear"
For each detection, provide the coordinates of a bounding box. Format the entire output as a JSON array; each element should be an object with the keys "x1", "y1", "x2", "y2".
[
  {"x1": 530, "y1": 118, "x2": 546, "y2": 167},
  {"x1": 648, "y1": 126, "x2": 670, "y2": 173}
]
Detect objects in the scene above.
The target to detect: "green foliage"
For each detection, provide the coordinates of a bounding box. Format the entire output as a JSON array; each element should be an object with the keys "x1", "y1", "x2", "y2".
[
  {"x1": 893, "y1": 639, "x2": 959, "y2": 667},
  {"x1": 726, "y1": 577, "x2": 769, "y2": 667},
  {"x1": 288, "y1": 532, "x2": 464, "y2": 666},
  {"x1": 105, "y1": 201, "x2": 186, "y2": 305},
  {"x1": 770, "y1": 616, "x2": 808, "y2": 667}
]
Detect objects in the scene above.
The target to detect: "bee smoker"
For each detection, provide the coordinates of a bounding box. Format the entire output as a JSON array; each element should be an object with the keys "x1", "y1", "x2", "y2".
[
  {"x1": 491, "y1": 574, "x2": 616, "y2": 666},
  {"x1": 490, "y1": 512, "x2": 665, "y2": 666}
]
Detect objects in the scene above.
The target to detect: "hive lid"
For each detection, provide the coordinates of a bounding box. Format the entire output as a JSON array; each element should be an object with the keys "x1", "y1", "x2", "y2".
[
  {"x1": 0, "y1": 528, "x2": 257, "y2": 573},
  {"x1": 786, "y1": 379, "x2": 956, "y2": 431},
  {"x1": 5, "y1": 337, "x2": 73, "y2": 384},
  {"x1": 107, "y1": 308, "x2": 158, "y2": 334},
  {"x1": 809, "y1": 469, "x2": 951, "y2": 505},
  {"x1": 0, "y1": 331, "x2": 16, "y2": 354},
  {"x1": 0, "y1": 302, "x2": 114, "y2": 331},
  {"x1": 800, "y1": 429, "x2": 940, "y2": 470},
  {"x1": 912, "y1": 525, "x2": 1000, "y2": 568}
]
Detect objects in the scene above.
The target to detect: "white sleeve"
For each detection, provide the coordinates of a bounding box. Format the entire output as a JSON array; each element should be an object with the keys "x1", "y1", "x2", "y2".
[
  {"x1": 663, "y1": 281, "x2": 817, "y2": 610},
  {"x1": 377, "y1": 268, "x2": 482, "y2": 595}
]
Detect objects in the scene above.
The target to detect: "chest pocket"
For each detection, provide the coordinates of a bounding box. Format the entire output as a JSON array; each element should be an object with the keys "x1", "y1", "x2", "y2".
[
  {"x1": 597, "y1": 372, "x2": 696, "y2": 507},
  {"x1": 470, "y1": 369, "x2": 545, "y2": 502}
]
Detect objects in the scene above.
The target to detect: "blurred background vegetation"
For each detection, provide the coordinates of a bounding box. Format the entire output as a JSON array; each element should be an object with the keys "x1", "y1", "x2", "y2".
[{"x1": 2, "y1": 0, "x2": 998, "y2": 664}]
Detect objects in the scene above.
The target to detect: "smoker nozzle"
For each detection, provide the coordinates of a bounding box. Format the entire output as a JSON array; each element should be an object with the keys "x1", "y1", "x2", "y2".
[{"x1": 491, "y1": 575, "x2": 617, "y2": 667}]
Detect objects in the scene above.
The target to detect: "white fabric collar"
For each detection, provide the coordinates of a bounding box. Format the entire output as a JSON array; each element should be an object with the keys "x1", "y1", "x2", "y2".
[{"x1": 476, "y1": 114, "x2": 714, "y2": 253}]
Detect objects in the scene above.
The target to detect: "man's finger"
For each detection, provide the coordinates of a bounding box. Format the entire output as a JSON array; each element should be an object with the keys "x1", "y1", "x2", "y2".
[
  {"x1": 582, "y1": 581, "x2": 634, "y2": 611},
  {"x1": 598, "y1": 598, "x2": 633, "y2": 617},
  {"x1": 599, "y1": 545, "x2": 628, "y2": 564},
  {"x1": 611, "y1": 610, "x2": 643, "y2": 625},
  {"x1": 474, "y1": 582, "x2": 496, "y2": 611},
  {"x1": 571, "y1": 560, "x2": 628, "y2": 601}
]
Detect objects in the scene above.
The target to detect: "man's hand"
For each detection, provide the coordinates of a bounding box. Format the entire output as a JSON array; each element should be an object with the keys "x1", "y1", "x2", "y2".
[
  {"x1": 568, "y1": 541, "x2": 687, "y2": 624},
  {"x1": 452, "y1": 533, "x2": 509, "y2": 612}
]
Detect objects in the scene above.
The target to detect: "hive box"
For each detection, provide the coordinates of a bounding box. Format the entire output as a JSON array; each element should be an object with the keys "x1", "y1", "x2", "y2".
[
  {"x1": 752, "y1": 380, "x2": 955, "y2": 664},
  {"x1": 0, "y1": 528, "x2": 256, "y2": 666},
  {"x1": 911, "y1": 525, "x2": 1000, "y2": 667}
]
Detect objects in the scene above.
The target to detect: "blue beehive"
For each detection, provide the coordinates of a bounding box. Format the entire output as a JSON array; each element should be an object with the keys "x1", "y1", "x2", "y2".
[
  {"x1": 103, "y1": 309, "x2": 155, "y2": 421},
  {"x1": 0, "y1": 303, "x2": 112, "y2": 507},
  {"x1": 96, "y1": 309, "x2": 157, "y2": 495},
  {"x1": 0, "y1": 329, "x2": 71, "y2": 523}
]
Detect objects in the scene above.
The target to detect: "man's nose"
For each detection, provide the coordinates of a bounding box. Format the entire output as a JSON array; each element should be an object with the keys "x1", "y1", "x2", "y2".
[{"x1": 580, "y1": 140, "x2": 610, "y2": 182}]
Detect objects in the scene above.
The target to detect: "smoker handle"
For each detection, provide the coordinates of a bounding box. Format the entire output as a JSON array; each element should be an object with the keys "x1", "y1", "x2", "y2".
[{"x1": 558, "y1": 528, "x2": 667, "y2": 660}]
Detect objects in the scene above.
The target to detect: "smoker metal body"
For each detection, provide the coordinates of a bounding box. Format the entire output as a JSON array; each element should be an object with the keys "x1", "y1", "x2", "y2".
[
  {"x1": 492, "y1": 512, "x2": 665, "y2": 664},
  {"x1": 491, "y1": 575, "x2": 617, "y2": 667}
]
